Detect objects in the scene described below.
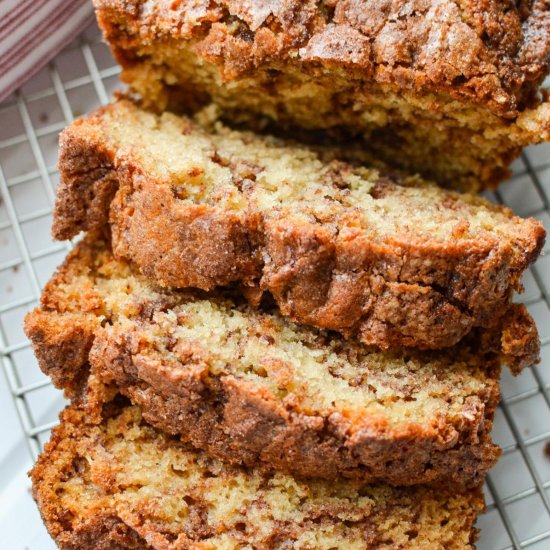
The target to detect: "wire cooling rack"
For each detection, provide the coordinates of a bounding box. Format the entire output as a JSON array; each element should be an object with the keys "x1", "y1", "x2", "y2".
[{"x1": 0, "y1": 21, "x2": 549, "y2": 550}]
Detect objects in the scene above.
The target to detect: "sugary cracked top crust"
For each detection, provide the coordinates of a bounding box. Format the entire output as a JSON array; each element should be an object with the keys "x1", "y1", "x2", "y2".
[{"x1": 95, "y1": 0, "x2": 550, "y2": 117}]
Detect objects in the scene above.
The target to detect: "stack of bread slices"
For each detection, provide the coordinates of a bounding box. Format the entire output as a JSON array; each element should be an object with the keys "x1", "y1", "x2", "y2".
[{"x1": 26, "y1": 1, "x2": 550, "y2": 548}]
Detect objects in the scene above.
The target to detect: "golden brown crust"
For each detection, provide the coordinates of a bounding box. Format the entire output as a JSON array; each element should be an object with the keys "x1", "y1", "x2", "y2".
[
  {"x1": 30, "y1": 402, "x2": 485, "y2": 549},
  {"x1": 93, "y1": 0, "x2": 550, "y2": 189},
  {"x1": 52, "y1": 100, "x2": 545, "y2": 354},
  {"x1": 23, "y1": 312, "x2": 96, "y2": 396},
  {"x1": 24, "y1": 238, "x2": 505, "y2": 489}
]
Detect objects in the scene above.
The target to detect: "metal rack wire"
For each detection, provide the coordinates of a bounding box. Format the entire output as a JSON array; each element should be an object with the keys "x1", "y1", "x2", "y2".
[{"x1": 0, "y1": 21, "x2": 549, "y2": 550}]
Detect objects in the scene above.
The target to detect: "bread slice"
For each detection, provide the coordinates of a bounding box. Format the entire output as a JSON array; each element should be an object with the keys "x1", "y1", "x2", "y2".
[
  {"x1": 93, "y1": 0, "x2": 550, "y2": 190},
  {"x1": 30, "y1": 400, "x2": 486, "y2": 549},
  {"x1": 25, "y1": 238, "x2": 506, "y2": 488},
  {"x1": 53, "y1": 99, "x2": 545, "y2": 354}
]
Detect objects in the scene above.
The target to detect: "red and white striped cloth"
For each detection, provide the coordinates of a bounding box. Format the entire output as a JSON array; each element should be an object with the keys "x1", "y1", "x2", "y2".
[{"x1": 0, "y1": 0, "x2": 94, "y2": 102}]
